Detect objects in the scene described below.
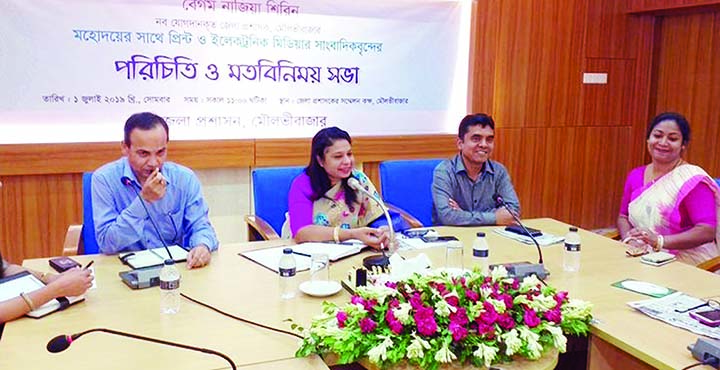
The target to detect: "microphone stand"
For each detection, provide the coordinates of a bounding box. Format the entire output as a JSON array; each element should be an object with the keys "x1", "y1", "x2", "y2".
[
  {"x1": 47, "y1": 328, "x2": 237, "y2": 369},
  {"x1": 121, "y1": 177, "x2": 175, "y2": 263},
  {"x1": 495, "y1": 196, "x2": 548, "y2": 280},
  {"x1": 347, "y1": 177, "x2": 395, "y2": 270}
]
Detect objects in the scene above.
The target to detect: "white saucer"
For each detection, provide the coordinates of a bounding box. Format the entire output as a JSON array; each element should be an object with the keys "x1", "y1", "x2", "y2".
[{"x1": 299, "y1": 280, "x2": 342, "y2": 297}]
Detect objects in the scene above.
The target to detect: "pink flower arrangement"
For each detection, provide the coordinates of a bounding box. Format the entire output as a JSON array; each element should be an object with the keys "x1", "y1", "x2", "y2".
[{"x1": 296, "y1": 266, "x2": 593, "y2": 370}]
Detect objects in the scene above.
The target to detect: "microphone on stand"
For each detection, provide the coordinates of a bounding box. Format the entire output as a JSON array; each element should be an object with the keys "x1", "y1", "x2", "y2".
[
  {"x1": 120, "y1": 176, "x2": 174, "y2": 262},
  {"x1": 347, "y1": 176, "x2": 394, "y2": 269},
  {"x1": 494, "y1": 195, "x2": 548, "y2": 280},
  {"x1": 46, "y1": 328, "x2": 237, "y2": 370}
]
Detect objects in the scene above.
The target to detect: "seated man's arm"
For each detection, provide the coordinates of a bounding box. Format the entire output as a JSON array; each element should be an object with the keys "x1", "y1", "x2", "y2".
[
  {"x1": 183, "y1": 173, "x2": 219, "y2": 252},
  {"x1": 432, "y1": 166, "x2": 496, "y2": 225},
  {"x1": 92, "y1": 173, "x2": 149, "y2": 254}
]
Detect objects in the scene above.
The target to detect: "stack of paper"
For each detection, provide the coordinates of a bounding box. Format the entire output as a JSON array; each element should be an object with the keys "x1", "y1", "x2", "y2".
[{"x1": 628, "y1": 292, "x2": 720, "y2": 339}]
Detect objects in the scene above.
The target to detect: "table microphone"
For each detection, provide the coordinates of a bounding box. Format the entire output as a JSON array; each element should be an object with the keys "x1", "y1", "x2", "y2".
[
  {"x1": 495, "y1": 195, "x2": 548, "y2": 280},
  {"x1": 347, "y1": 176, "x2": 394, "y2": 269},
  {"x1": 47, "y1": 328, "x2": 237, "y2": 369},
  {"x1": 121, "y1": 176, "x2": 174, "y2": 262}
]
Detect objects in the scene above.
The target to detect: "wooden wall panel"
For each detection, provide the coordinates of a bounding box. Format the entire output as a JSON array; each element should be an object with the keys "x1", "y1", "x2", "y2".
[
  {"x1": 0, "y1": 140, "x2": 255, "y2": 176},
  {"x1": 586, "y1": 0, "x2": 639, "y2": 59},
  {"x1": 581, "y1": 58, "x2": 636, "y2": 125},
  {"x1": 492, "y1": 0, "x2": 586, "y2": 127},
  {"x1": 651, "y1": 11, "x2": 720, "y2": 176},
  {"x1": 352, "y1": 135, "x2": 457, "y2": 162},
  {"x1": 628, "y1": 0, "x2": 720, "y2": 14},
  {"x1": 253, "y1": 135, "x2": 458, "y2": 168},
  {"x1": 0, "y1": 174, "x2": 82, "y2": 264},
  {"x1": 629, "y1": 16, "x2": 658, "y2": 164},
  {"x1": 494, "y1": 127, "x2": 632, "y2": 228},
  {"x1": 576, "y1": 127, "x2": 634, "y2": 227},
  {"x1": 254, "y1": 138, "x2": 311, "y2": 167},
  {"x1": 469, "y1": 0, "x2": 500, "y2": 114}
]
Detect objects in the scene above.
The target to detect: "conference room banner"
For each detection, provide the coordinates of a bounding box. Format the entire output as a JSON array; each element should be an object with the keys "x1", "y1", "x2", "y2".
[{"x1": 0, "y1": 0, "x2": 470, "y2": 144}]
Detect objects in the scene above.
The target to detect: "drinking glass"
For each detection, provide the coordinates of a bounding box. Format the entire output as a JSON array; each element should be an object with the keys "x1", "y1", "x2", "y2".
[
  {"x1": 445, "y1": 241, "x2": 464, "y2": 270},
  {"x1": 310, "y1": 253, "x2": 330, "y2": 283}
]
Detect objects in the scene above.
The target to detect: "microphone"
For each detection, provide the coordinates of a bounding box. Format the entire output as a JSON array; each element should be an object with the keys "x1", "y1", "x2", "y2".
[
  {"x1": 494, "y1": 195, "x2": 548, "y2": 280},
  {"x1": 347, "y1": 176, "x2": 395, "y2": 269},
  {"x1": 47, "y1": 328, "x2": 237, "y2": 369},
  {"x1": 688, "y1": 338, "x2": 720, "y2": 368},
  {"x1": 120, "y1": 176, "x2": 174, "y2": 263}
]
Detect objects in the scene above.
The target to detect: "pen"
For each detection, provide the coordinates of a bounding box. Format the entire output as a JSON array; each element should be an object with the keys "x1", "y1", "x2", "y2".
[
  {"x1": 84, "y1": 260, "x2": 94, "y2": 270},
  {"x1": 293, "y1": 251, "x2": 311, "y2": 258},
  {"x1": 320, "y1": 241, "x2": 356, "y2": 246}
]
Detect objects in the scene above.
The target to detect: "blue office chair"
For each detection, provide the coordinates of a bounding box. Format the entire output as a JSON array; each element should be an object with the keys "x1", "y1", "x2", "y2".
[
  {"x1": 62, "y1": 172, "x2": 100, "y2": 255},
  {"x1": 81, "y1": 172, "x2": 100, "y2": 254},
  {"x1": 715, "y1": 178, "x2": 720, "y2": 188},
  {"x1": 245, "y1": 166, "x2": 305, "y2": 241},
  {"x1": 379, "y1": 159, "x2": 443, "y2": 228}
]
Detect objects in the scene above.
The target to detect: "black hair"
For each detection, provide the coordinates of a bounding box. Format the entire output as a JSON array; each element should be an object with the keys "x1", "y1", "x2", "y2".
[
  {"x1": 305, "y1": 127, "x2": 357, "y2": 209},
  {"x1": 458, "y1": 113, "x2": 495, "y2": 139},
  {"x1": 123, "y1": 112, "x2": 169, "y2": 146},
  {"x1": 647, "y1": 112, "x2": 690, "y2": 145}
]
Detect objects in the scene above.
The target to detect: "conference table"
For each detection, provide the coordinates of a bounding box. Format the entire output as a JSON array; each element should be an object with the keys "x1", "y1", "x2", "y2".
[{"x1": 0, "y1": 218, "x2": 717, "y2": 369}]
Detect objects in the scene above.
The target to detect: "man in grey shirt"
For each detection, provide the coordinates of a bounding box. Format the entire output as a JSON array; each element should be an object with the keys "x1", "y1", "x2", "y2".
[{"x1": 432, "y1": 113, "x2": 520, "y2": 226}]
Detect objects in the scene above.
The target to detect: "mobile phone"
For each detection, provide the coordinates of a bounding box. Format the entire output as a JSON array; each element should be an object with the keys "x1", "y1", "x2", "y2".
[
  {"x1": 640, "y1": 251, "x2": 676, "y2": 266},
  {"x1": 505, "y1": 225, "x2": 542, "y2": 237},
  {"x1": 49, "y1": 257, "x2": 81, "y2": 273},
  {"x1": 690, "y1": 308, "x2": 720, "y2": 327},
  {"x1": 420, "y1": 235, "x2": 459, "y2": 243}
]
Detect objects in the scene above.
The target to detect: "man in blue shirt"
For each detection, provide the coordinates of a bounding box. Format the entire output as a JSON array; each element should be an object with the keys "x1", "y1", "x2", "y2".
[
  {"x1": 432, "y1": 113, "x2": 520, "y2": 226},
  {"x1": 92, "y1": 112, "x2": 218, "y2": 268}
]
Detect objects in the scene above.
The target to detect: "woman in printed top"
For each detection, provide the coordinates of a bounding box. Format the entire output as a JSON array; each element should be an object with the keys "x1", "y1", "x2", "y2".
[
  {"x1": 286, "y1": 127, "x2": 390, "y2": 249},
  {"x1": 618, "y1": 112, "x2": 720, "y2": 265}
]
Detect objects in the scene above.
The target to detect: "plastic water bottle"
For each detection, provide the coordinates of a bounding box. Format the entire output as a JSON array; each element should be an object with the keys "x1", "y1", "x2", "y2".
[
  {"x1": 563, "y1": 227, "x2": 581, "y2": 272},
  {"x1": 159, "y1": 259, "x2": 181, "y2": 314},
  {"x1": 279, "y1": 248, "x2": 297, "y2": 300},
  {"x1": 473, "y1": 232, "x2": 490, "y2": 275}
]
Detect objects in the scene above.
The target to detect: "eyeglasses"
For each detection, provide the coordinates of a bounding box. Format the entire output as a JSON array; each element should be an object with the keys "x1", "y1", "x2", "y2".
[
  {"x1": 674, "y1": 299, "x2": 720, "y2": 313},
  {"x1": 402, "y1": 229, "x2": 431, "y2": 238}
]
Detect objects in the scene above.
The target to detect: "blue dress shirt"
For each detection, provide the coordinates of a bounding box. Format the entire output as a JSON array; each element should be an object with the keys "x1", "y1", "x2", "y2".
[
  {"x1": 432, "y1": 154, "x2": 520, "y2": 226},
  {"x1": 92, "y1": 157, "x2": 219, "y2": 254}
]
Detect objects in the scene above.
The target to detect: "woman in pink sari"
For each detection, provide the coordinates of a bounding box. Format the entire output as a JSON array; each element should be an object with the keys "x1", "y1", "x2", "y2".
[{"x1": 618, "y1": 112, "x2": 720, "y2": 265}]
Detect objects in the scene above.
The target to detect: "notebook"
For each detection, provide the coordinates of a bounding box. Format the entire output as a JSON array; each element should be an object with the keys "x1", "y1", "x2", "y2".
[
  {"x1": 118, "y1": 245, "x2": 189, "y2": 269},
  {"x1": 239, "y1": 242, "x2": 367, "y2": 273},
  {"x1": 0, "y1": 271, "x2": 85, "y2": 318},
  {"x1": 292, "y1": 242, "x2": 367, "y2": 261}
]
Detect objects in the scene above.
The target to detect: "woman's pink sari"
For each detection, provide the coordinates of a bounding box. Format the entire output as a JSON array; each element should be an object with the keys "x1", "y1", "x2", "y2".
[{"x1": 628, "y1": 165, "x2": 720, "y2": 265}]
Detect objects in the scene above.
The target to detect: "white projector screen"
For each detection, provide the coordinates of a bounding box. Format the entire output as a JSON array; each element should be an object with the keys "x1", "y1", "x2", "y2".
[{"x1": 0, "y1": 0, "x2": 470, "y2": 144}]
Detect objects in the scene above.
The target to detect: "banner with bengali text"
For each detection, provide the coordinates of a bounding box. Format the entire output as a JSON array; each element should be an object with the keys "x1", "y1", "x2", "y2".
[{"x1": 0, "y1": 0, "x2": 470, "y2": 143}]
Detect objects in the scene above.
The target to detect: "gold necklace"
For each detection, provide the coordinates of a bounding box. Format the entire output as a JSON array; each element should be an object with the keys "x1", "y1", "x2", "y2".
[{"x1": 649, "y1": 158, "x2": 684, "y2": 183}]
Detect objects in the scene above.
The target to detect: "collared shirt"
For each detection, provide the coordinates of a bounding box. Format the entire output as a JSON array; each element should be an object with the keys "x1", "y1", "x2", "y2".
[
  {"x1": 92, "y1": 157, "x2": 218, "y2": 254},
  {"x1": 432, "y1": 154, "x2": 520, "y2": 226}
]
